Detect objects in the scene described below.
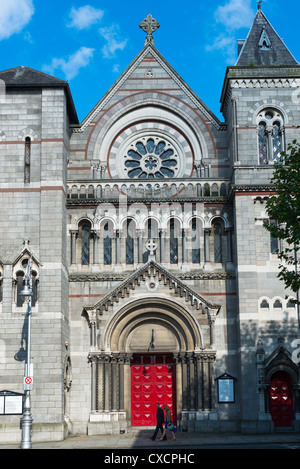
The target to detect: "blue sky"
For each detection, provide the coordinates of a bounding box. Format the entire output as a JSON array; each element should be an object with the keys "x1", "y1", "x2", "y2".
[{"x1": 0, "y1": 0, "x2": 298, "y2": 122}]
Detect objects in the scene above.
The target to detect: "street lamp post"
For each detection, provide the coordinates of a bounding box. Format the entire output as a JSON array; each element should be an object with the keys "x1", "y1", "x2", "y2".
[{"x1": 19, "y1": 255, "x2": 33, "y2": 449}]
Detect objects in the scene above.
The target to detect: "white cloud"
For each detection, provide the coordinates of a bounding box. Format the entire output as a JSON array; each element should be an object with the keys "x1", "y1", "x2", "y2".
[
  {"x1": 214, "y1": 0, "x2": 255, "y2": 30},
  {"x1": 207, "y1": 0, "x2": 255, "y2": 62},
  {"x1": 0, "y1": 0, "x2": 34, "y2": 40},
  {"x1": 99, "y1": 25, "x2": 128, "y2": 58},
  {"x1": 206, "y1": 34, "x2": 236, "y2": 64},
  {"x1": 68, "y1": 5, "x2": 104, "y2": 30},
  {"x1": 43, "y1": 47, "x2": 95, "y2": 80}
]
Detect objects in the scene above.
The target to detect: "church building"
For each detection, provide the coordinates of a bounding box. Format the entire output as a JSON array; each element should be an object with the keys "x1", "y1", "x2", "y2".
[{"x1": 1, "y1": 7, "x2": 300, "y2": 444}]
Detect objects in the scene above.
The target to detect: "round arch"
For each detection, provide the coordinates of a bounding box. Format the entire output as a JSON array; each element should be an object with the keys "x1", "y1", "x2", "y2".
[{"x1": 102, "y1": 297, "x2": 204, "y2": 353}]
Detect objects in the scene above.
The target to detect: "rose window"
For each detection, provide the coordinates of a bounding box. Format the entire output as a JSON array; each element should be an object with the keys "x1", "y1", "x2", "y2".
[{"x1": 124, "y1": 138, "x2": 178, "y2": 179}]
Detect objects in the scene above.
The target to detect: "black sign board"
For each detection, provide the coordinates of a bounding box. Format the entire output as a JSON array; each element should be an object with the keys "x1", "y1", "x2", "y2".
[{"x1": 216, "y1": 373, "x2": 236, "y2": 403}]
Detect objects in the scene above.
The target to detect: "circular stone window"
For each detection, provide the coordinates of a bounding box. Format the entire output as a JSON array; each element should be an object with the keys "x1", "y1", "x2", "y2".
[
  {"x1": 107, "y1": 121, "x2": 195, "y2": 180},
  {"x1": 125, "y1": 137, "x2": 178, "y2": 179}
]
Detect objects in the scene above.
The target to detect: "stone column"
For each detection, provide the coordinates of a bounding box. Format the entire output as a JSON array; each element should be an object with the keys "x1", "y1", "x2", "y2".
[
  {"x1": 231, "y1": 97, "x2": 238, "y2": 163},
  {"x1": 123, "y1": 353, "x2": 133, "y2": 416},
  {"x1": 200, "y1": 353, "x2": 216, "y2": 411},
  {"x1": 70, "y1": 230, "x2": 77, "y2": 264},
  {"x1": 118, "y1": 354, "x2": 126, "y2": 412},
  {"x1": 226, "y1": 227, "x2": 233, "y2": 263},
  {"x1": 182, "y1": 229, "x2": 187, "y2": 263},
  {"x1": 256, "y1": 339, "x2": 269, "y2": 418},
  {"x1": 97, "y1": 355, "x2": 105, "y2": 412},
  {"x1": 180, "y1": 353, "x2": 188, "y2": 411},
  {"x1": 111, "y1": 355, "x2": 118, "y2": 411},
  {"x1": 195, "y1": 354, "x2": 203, "y2": 411},
  {"x1": 188, "y1": 353, "x2": 196, "y2": 411},
  {"x1": 115, "y1": 230, "x2": 120, "y2": 264},
  {"x1": 138, "y1": 231, "x2": 143, "y2": 264},
  {"x1": 204, "y1": 229, "x2": 211, "y2": 263},
  {"x1": 159, "y1": 230, "x2": 165, "y2": 263},
  {"x1": 208, "y1": 312, "x2": 216, "y2": 348},
  {"x1": 90, "y1": 319, "x2": 96, "y2": 348},
  {"x1": 104, "y1": 356, "x2": 112, "y2": 411},
  {"x1": 93, "y1": 231, "x2": 99, "y2": 264},
  {"x1": 90, "y1": 355, "x2": 97, "y2": 412}
]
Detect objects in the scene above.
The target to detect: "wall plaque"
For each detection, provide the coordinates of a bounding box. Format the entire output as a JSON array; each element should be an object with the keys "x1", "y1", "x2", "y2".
[{"x1": 216, "y1": 373, "x2": 236, "y2": 403}]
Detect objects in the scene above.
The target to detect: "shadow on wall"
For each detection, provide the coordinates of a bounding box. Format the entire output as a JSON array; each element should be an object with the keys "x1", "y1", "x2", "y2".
[{"x1": 14, "y1": 313, "x2": 29, "y2": 363}]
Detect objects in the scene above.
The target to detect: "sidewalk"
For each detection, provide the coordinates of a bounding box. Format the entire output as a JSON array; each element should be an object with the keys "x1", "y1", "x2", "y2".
[{"x1": 1, "y1": 430, "x2": 300, "y2": 449}]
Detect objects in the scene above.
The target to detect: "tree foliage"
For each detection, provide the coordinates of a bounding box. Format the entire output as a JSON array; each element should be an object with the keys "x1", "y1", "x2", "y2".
[{"x1": 264, "y1": 140, "x2": 300, "y2": 300}]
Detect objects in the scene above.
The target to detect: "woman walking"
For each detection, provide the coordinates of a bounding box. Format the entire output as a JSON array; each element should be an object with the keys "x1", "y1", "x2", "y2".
[{"x1": 160, "y1": 405, "x2": 177, "y2": 441}]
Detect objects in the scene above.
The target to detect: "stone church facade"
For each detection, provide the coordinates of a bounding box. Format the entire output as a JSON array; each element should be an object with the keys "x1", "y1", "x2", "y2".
[{"x1": 1, "y1": 8, "x2": 300, "y2": 443}]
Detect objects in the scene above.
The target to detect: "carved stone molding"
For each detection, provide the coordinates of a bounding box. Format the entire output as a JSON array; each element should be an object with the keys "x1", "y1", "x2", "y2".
[
  {"x1": 83, "y1": 260, "x2": 221, "y2": 317},
  {"x1": 69, "y1": 270, "x2": 235, "y2": 282}
]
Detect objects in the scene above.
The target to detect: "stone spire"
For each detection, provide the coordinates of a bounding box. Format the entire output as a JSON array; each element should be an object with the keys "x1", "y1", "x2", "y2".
[
  {"x1": 139, "y1": 14, "x2": 160, "y2": 46},
  {"x1": 236, "y1": 6, "x2": 298, "y2": 66}
]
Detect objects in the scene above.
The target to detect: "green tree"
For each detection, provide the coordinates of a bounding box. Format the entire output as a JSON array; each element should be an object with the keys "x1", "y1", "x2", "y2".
[{"x1": 264, "y1": 140, "x2": 300, "y2": 304}]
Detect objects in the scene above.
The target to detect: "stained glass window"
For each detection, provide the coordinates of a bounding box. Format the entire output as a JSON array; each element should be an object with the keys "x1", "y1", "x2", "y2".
[
  {"x1": 103, "y1": 223, "x2": 112, "y2": 265},
  {"x1": 287, "y1": 300, "x2": 295, "y2": 308},
  {"x1": 270, "y1": 220, "x2": 279, "y2": 254},
  {"x1": 126, "y1": 221, "x2": 134, "y2": 264},
  {"x1": 257, "y1": 109, "x2": 284, "y2": 164},
  {"x1": 16, "y1": 272, "x2": 25, "y2": 307},
  {"x1": 170, "y1": 219, "x2": 178, "y2": 264},
  {"x1": 272, "y1": 122, "x2": 282, "y2": 162},
  {"x1": 125, "y1": 137, "x2": 178, "y2": 179},
  {"x1": 24, "y1": 137, "x2": 31, "y2": 183},
  {"x1": 258, "y1": 123, "x2": 268, "y2": 164},
  {"x1": 81, "y1": 225, "x2": 90, "y2": 265},
  {"x1": 214, "y1": 223, "x2": 222, "y2": 263},
  {"x1": 191, "y1": 219, "x2": 200, "y2": 263},
  {"x1": 270, "y1": 233, "x2": 278, "y2": 254}
]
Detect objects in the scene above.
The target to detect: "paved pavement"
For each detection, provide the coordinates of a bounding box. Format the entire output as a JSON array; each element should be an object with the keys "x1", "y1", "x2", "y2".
[{"x1": 1, "y1": 430, "x2": 300, "y2": 450}]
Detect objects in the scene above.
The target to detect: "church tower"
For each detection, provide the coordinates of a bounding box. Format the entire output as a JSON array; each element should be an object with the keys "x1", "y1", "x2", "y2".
[{"x1": 220, "y1": 4, "x2": 300, "y2": 432}]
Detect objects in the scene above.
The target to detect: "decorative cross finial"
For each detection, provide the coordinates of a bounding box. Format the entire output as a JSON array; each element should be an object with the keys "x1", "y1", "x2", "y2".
[
  {"x1": 145, "y1": 238, "x2": 157, "y2": 261},
  {"x1": 139, "y1": 14, "x2": 160, "y2": 46}
]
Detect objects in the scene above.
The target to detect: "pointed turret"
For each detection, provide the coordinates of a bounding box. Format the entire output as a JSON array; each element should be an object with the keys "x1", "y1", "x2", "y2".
[{"x1": 236, "y1": 5, "x2": 298, "y2": 66}]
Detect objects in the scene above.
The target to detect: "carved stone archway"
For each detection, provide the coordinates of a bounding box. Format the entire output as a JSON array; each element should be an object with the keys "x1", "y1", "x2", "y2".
[{"x1": 87, "y1": 296, "x2": 216, "y2": 432}]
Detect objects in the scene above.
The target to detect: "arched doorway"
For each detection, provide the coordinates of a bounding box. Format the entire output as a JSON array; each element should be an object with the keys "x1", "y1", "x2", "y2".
[
  {"x1": 269, "y1": 371, "x2": 293, "y2": 427},
  {"x1": 87, "y1": 297, "x2": 216, "y2": 430},
  {"x1": 106, "y1": 297, "x2": 201, "y2": 428}
]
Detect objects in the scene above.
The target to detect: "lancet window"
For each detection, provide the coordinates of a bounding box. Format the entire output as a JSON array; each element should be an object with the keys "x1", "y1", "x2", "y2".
[
  {"x1": 257, "y1": 109, "x2": 284, "y2": 164},
  {"x1": 79, "y1": 221, "x2": 91, "y2": 265},
  {"x1": 24, "y1": 137, "x2": 31, "y2": 183}
]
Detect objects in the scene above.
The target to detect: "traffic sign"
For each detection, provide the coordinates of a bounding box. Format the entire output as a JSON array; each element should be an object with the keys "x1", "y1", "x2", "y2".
[{"x1": 24, "y1": 376, "x2": 33, "y2": 390}]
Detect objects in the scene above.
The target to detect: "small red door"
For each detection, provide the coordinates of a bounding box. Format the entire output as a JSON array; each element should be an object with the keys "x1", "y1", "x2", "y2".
[
  {"x1": 269, "y1": 371, "x2": 293, "y2": 427},
  {"x1": 131, "y1": 354, "x2": 176, "y2": 426}
]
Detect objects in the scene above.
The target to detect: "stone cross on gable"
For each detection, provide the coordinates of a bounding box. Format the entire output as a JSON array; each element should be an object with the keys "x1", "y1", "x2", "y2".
[
  {"x1": 139, "y1": 14, "x2": 160, "y2": 45},
  {"x1": 145, "y1": 238, "x2": 157, "y2": 260}
]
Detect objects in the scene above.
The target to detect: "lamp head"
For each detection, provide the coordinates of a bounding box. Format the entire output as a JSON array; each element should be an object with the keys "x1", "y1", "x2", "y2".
[{"x1": 19, "y1": 285, "x2": 33, "y2": 299}]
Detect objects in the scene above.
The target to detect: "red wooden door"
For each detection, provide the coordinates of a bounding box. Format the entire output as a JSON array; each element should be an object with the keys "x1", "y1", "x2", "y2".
[
  {"x1": 131, "y1": 354, "x2": 176, "y2": 426},
  {"x1": 269, "y1": 371, "x2": 293, "y2": 427}
]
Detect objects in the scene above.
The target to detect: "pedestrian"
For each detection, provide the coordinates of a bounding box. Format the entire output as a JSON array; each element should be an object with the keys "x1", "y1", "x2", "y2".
[
  {"x1": 160, "y1": 405, "x2": 177, "y2": 441},
  {"x1": 151, "y1": 403, "x2": 166, "y2": 441}
]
